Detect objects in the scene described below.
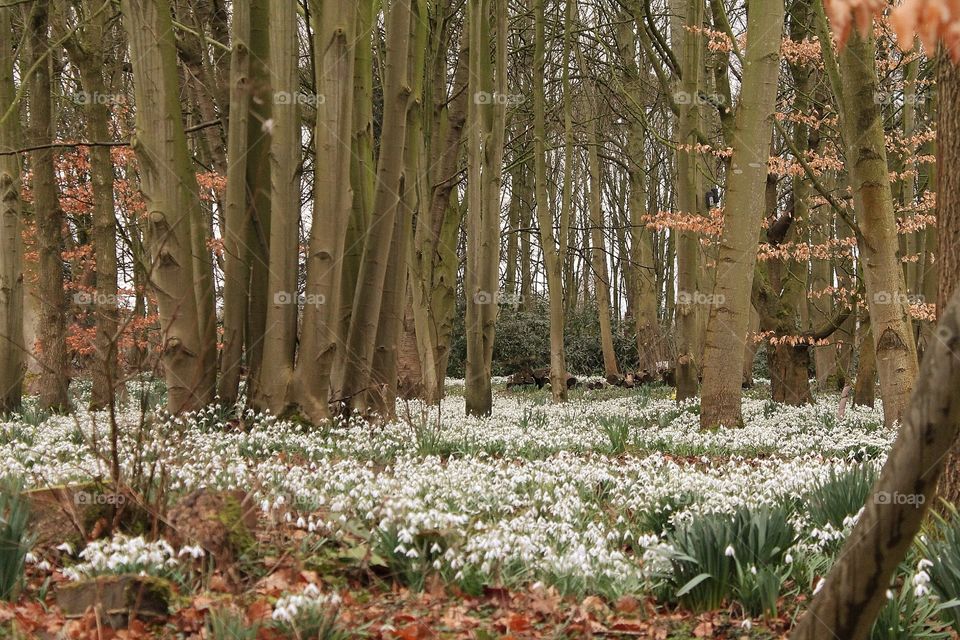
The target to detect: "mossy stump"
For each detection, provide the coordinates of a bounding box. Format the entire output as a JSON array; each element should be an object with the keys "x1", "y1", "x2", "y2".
[{"x1": 56, "y1": 574, "x2": 171, "y2": 628}]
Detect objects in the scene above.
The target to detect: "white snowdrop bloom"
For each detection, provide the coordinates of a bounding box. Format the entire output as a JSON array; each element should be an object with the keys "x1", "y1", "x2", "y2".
[
  {"x1": 56, "y1": 543, "x2": 74, "y2": 555},
  {"x1": 36, "y1": 561, "x2": 51, "y2": 572},
  {"x1": 814, "y1": 578, "x2": 826, "y2": 595},
  {"x1": 406, "y1": 548, "x2": 419, "y2": 559},
  {"x1": 303, "y1": 583, "x2": 321, "y2": 598},
  {"x1": 24, "y1": 552, "x2": 37, "y2": 564},
  {"x1": 296, "y1": 516, "x2": 306, "y2": 528},
  {"x1": 741, "y1": 619, "x2": 752, "y2": 630},
  {"x1": 784, "y1": 553, "x2": 794, "y2": 564},
  {"x1": 886, "y1": 589, "x2": 895, "y2": 600},
  {"x1": 724, "y1": 545, "x2": 736, "y2": 558},
  {"x1": 915, "y1": 584, "x2": 930, "y2": 597}
]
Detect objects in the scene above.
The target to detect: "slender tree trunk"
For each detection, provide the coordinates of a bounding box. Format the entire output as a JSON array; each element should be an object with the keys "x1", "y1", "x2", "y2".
[
  {"x1": 464, "y1": 0, "x2": 507, "y2": 416},
  {"x1": 853, "y1": 316, "x2": 876, "y2": 407},
  {"x1": 28, "y1": 0, "x2": 70, "y2": 412},
  {"x1": 0, "y1": 3, "x2": 24, "y2": 414},
  {"x1": 584, "y1": 98, "x2": 620, "y2": 379},
  {"x1": 289, "y1": 0, "x2": 358, "y2": 422},
  {"x1": 533, "y1": 0, "x2": 568, "y2": 401},
  {"x1": 339, "y1": 0, "x2": 412, "y2": 414},
  {"x1": 67, "y1": 2, "x2": 119, "y2": 412},
  {"x1": 674, "y1": 0, "x2": 704, "y2": 401},
  {"x1": 121, "y1": 0, "x2": 213, "y2": 413},
  {"x1": 370, "y1": 0, "x2": 428, "y2": 417},
  {"x1": 243, "y1": 0, "x2": 272, "y2": 397},
  {"x1": 218, "y1": 0, "x2": 252, "y2": 405},
  {"x1": 254, "y1": 0, "x2": 299, "y2": 415},
  {"x1": 699, "y1": 0, "x2": 786, "y2": 427}
]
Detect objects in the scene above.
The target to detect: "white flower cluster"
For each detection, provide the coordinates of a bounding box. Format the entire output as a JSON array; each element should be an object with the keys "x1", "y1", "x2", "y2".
[
  {"x1": 61, "y1": 534, "x2": 181, "y2": 581},
  {"x1": 271, "y1": 584, "x2": 341, "y2": 623}
]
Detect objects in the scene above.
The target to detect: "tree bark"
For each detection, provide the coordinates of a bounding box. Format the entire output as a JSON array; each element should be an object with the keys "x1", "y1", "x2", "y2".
[
  {"x1": 28, "y1": 0, "x2": 70, "y2": 412},
  {"x1": 289, "y1": 0, "x2": 358, "y2": 422},
  {"x1": 0, "y1": 2, "x2": 24, "y2": 414},
  {"x1": 699, "y1": 0, "x2": 786, "y2": 427},
  {"x1": 790, "y1": 291, "x2": 960, "y2": 640},
  {"x1": 254, "y1": 0, "x2": 299, "y2": 415},
  {"x1": 121, "y1": 0, "x2": 214, "y2": 413}
]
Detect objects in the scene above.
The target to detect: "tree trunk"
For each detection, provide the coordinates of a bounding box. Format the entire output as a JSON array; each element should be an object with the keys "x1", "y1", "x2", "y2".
[
  {"x1": 28, "y1": 0, "x2": 70, "y2": 412},
  {"x1": 464, "y1": 0, "x2": 507, "y2": 416},
  {"x1": 790, "y1": 290, "x2": 960, "y2": 640},
  {"x1": 0, "y1": 2, "x2": 24, "y2": 414},
  {"x1": 533, "y1": 0, "x2": 569, "y2": 402},
  {"x1": 699, "y1": 0, "x2": 786, "y2": 428},
  {"x1": 674, "y1": 0, "x2": 704, "y2": 401},
  {"x1": 934, "y1": 50, "x2": 960, "y2": 504},
  {"x1": 339, "y1": 0, "x2": 412, "y2": 415},
  {"x1": 853, "y1": 316, "x2": 876, "y2": 407},
  {"x1": 831, "y1": 23, "x2": 919, "y2": 427},
  {"x1": 67, "y1": 2, "x2": 120, "y2": 412},
  {"x1": 121, "y1": 0, "x2": 213, "y2": 413},
  {"x1": 254, "y1": 0, "x2": 299, "y2": 415},
  {"x1": 217, "y1": 0, "x2": 252, "y2": 405},
  {"x1": 289, "y1": 0, "x2": 358, "y2": 422}
]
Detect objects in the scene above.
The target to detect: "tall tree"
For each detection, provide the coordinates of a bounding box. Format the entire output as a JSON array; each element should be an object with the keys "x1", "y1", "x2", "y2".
[
  {"x1": 254, "y1": 0, "x2": 299, "y2": 415},
  {"x1": 64, "y1": 0, "x2": 120, "y2": 411},
  {"x1": 700, "y1": 0, "x2": 787, "y2": 427},
  {"x1": 121, "y1": 0, "x2": 216, "y2": 413},
  {"x1": 464, "y1": 0, "x2": 507, "y2": 416},
  {"x1": 28, "y1": 0, "x2": 70, "y2": 412},
  {"x1": 290, "y1": 0, "x2": 358, "y2": 422},
  {"x1": 0, "y1": 2, "x2": 24, "y2": 414},
  {"x1": 533, "y1": 0, "x2": 569, "y2": 401}
]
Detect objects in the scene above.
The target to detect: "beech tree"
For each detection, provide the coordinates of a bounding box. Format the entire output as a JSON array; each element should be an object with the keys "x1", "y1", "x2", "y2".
[
  {"x1": 0, "y1": 1, "x2": 23, "y2": 415},
  {"x1": 700, "y1": 0, "x2": 787, "y2": 428}
]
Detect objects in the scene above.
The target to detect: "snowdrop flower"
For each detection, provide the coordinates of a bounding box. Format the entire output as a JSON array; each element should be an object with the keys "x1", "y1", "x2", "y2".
[
  {"x1": 724, "y1": 545, "x2": 736, "y2": 557},
  {"x1": 56, "y1": 543, "x2": 74, "y2": 555},
  {"x1": 886, "y1": 589, "x2": 895, "y2": 600},
  {"x1": 814, "y1": 578, "x2": 826, "y2": 594},
  {"x1": 24, "y1": 552, "x2": 37, "y2": 564},
  {"x1": 36, "y1": 561, "x2": 51, "y2": 572},
  {"x1": 741, "y1": 619, "x2": 752, "y2": 630}
]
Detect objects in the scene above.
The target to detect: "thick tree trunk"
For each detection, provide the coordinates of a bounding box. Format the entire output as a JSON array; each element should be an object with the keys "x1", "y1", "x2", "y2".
[
  {"x1": 289, "y1": 0, "x2": 358, "y2": 422},
  {"x1": 768, "y1": 344, "x2": 813, "y2": 404},
  {"x1": 121, "y1": 0, "x2": 213, "y2": 413},
  {"x1": 790, "y1": 290, "x2": 960, "y2": 640},
  {"x1": 934, "y1": 51, "x2": 960, "y2": 504},
  {"x1": 0, "y1": 3, "x2": 24, "y2": 414},
  {"x1": 28, "y1": 0, "x2": 70, "y2": 412},
  {"x1": 700, "y1": 0, "x2": 786, "y2": 428}
]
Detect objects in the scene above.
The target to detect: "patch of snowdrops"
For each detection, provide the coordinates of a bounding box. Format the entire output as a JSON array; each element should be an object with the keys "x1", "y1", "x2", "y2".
[{"x1": 2, "y1": 381, "x2": 897, "y2": 596}]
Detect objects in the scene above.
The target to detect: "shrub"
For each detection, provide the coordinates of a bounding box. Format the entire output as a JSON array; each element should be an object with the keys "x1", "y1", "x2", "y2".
[{"x1": 0, "y1": 476, "x2": 33, "y2": 602}]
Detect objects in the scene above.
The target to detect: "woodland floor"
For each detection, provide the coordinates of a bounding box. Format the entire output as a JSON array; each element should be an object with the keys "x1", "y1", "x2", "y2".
[{"x1": 1, "y1": 378, "x2": 950, "y2": 639}]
